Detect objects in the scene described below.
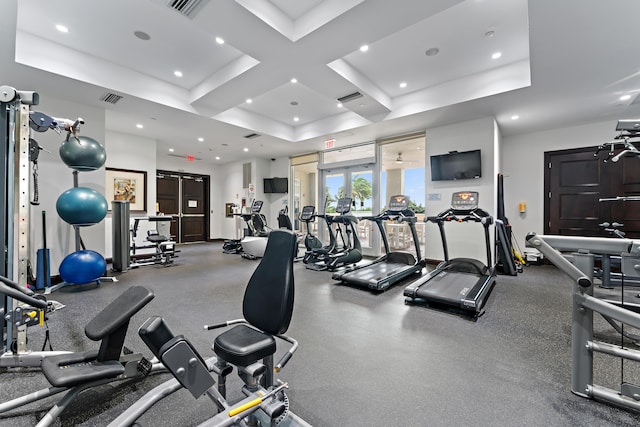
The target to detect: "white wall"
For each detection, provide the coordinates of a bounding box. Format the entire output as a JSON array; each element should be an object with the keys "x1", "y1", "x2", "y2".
[
  {"x1": 424, "y1": 117, "x2": 497, "y2": 262},
  {"x1": 103, "y1": 131, "x2": 157, "y2": 258},
  {"x1": 502, "y1": 119, "x2": 616, "y2": 251},
  {"x1": 28, "y1": 95, "x2": 106, "y2": 275}
]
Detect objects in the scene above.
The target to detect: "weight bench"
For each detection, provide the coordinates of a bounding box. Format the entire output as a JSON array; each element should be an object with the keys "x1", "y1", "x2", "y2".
[{"x1": 0, "y1": 286, "x2": 156, "y2": 427}]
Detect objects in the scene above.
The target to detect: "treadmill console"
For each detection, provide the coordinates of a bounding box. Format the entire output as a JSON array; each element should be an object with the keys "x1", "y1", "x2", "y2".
[
  {"x1": 300, "y1": 205, "x2": 315, "y2": 220},
  {"x1": 335, "y1": 197, "x2": 352, "y2": 214},
  {"x1": 387, "y1": 195, "x2": 409, "y2": 213},
  {"x1": 251, "y1": 200, "x2": 263, "y2": 213},
  {"x1": 451, "y1": 191, "x2": 479, "y2": 211}
]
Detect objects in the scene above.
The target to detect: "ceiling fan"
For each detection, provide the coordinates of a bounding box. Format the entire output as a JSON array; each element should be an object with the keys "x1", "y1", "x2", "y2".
[{"x1": 393, "y1": 152, "x2": 421, "y2": 166}]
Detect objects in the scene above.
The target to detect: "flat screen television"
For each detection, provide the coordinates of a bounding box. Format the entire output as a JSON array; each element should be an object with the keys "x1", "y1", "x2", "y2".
[
  {"x1": 264, "y1": 177, "x2": 288, "y2": 193},
  {"x1": 430, "y1": 149, "x2": 482, "y2": 181}
]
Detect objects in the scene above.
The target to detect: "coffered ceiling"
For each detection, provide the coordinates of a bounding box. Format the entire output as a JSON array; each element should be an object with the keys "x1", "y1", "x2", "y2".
[{"x1": 2, "y1": 0, "x2": 640, "y2": 164}]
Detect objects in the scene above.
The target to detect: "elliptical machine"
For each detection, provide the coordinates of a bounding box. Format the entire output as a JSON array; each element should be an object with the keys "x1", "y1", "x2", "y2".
[
  {"x1": 299, "y1": 205, "x2": 322, "y2": 252},
  {"x1": 304, "y1": 197, "x2": 362, "y2": 271},
  {"x1": 325, "y1": 199, "x2": 362, "y2": 271}
]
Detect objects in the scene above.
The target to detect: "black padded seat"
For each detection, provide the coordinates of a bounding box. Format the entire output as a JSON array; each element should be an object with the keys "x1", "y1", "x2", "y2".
[
  {"x1": 41, "y1": 350, "x2": 124, "y2": 387},
  {"x1": 214, "y1": 324, "x2": 276, "y2": 367},
  {"x1": 147, "y1": 234, "x2": 168, "y2": 243}
]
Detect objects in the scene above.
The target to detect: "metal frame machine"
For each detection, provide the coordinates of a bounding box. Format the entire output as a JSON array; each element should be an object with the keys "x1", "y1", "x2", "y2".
[{"x1": 404, "y1": 191, "x2": 499, "y2": 317}]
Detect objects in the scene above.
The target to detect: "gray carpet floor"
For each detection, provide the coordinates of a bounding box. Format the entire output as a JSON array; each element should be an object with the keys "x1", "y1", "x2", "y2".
[{"x1": 2, "y1": 242, "x2": 640, "y2": 426}]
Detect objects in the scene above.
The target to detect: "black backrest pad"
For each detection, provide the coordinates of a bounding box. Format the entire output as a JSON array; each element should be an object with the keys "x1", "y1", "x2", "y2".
[
  {"x1": 139, "y1": 316, "x2": 176, "y2": 359},
  {"x1": 243, "y1": 230, "x2": 296, "y2": 335},
  {"x1": 85, "y1": 286, "x2": 155, "y2": 341}
]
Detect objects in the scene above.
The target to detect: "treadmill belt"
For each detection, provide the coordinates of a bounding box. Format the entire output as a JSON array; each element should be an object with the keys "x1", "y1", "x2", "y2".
[
  {"x1": 341, "y1": 262, "x2": 412, "y2": 287},
  {"x1": 416, "y1": 271, "x2": 483, "y2": 305}
]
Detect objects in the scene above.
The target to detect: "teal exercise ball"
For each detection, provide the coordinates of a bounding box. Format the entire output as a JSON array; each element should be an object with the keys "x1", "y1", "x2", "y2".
[
  {"x1": 59, "y1": 136, "x2": 106, "y2": 172},
  {"x1": 59, "y1": 250, "x2": 106, "y2": 285},
  {"x1": 56, "y1": 187, "x2": 108, "y2": 226}
]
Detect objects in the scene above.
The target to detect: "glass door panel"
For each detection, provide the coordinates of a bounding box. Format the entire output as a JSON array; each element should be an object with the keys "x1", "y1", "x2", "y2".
[{"x1": 321, "y1": 165, "x2": 376, "y2": 256}]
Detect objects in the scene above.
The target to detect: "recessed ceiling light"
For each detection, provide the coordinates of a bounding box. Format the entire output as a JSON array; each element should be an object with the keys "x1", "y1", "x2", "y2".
[
  {"x1": 246, "y1": 98, "x2": 253, "y2": 104},
  {"x1": 293, "y1": 117, "x2": 299, "y2": 122},
  {"x1": 243, "y1": 148, "x2": 249, "y2": 152},
  {"x1": 484, "y1": 30, "x2": 495, "y2": 38},
  {"x1": 399, "y1": 82, "x2": 407, "y2": 89},
  {"x1": 492, "y1": 52, "x2": 502, "y2": 59},
  {"x1": 620, "y1": 94, "x2": 632, "y2": 101},
  {"x1": 290, "y1": 78, "x2": 298, "y2": 84},
  {"x1": 360, "y1": 45, "x2": 369, "y2": 52},
  {"x1": 136, "y1": 124, "x2": 144, "y2": 129},
  {"x1": 55, "y1": 24, "x2": 68, "y2": 33},
  {"x1": 174, "y1": 70, "x2": 183, "y2": 77},
  {"x1": 169, "y1": 148, "x2": 174, "y2": 152},
  {"x1": 215, "y1": 37, "x2": 224, "y2": 44},
  {"x1": 198, "y1": 137, "x2": 204, "y2": 142},
  {"x1": 290, "y1": 101, "x2": 299, "y2": 106},
  {"x1": 425, "y1": 47, "x2": 439, "y2": 56},
  {"x1": 215, "y1": 156, "x2": 220, "y2": 160},
  {"x1": 511, "y1": 115, "x2": 519, "y2": 120},
  {"x1": 337, "y1": 102, "x2": 343, "y2": 108},
  {"x1": 134, "y1": 30, "x2": 151, "y2": 41}
]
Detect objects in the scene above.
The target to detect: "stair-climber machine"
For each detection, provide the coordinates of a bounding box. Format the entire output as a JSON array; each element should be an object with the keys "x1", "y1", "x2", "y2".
[
  {"x1": 332, "y1": 195, "x2": 425, "y2": 291},
  {"x1": 404, "y1": 191, "x2": 499, "y2": 318}
]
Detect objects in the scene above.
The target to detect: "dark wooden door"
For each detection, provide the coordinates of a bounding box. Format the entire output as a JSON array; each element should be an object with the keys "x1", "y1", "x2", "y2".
[
  {"x1": 545, "y1": 146, "x2": 640, "y2": 238},
  {"x1": 181, "y1": 176, "x2": 207, "y2": 242},
  {"x1": 156, "y1": 174, "x2": 180, "y2": 240}
]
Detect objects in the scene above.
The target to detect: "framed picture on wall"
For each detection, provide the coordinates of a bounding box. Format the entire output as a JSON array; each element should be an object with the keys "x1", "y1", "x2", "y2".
[{"x1": 105, "y1": 167, "x2": 147, "y2": 212}]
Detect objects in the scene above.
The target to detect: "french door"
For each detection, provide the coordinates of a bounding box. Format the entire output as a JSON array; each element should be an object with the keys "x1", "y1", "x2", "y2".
[
  {"x1": 157, "y1": 170, "x2": 209, "y2": 243},
  {"x1": 320, "y1": 164, "x2": 376, "y2": 256}
]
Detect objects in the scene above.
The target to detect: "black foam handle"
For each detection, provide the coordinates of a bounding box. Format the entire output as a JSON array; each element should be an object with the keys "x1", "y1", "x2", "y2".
[{"x1": 0, "y1": 275, "x2": 47, "y2": 309}]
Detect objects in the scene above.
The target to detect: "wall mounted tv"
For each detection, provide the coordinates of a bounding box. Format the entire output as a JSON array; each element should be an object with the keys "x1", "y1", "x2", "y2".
[
  {"x1": 263, "y1": 177, "x2": 288, "y2": 193},
  {"x1": 430, "y1": 149, "x2": 482, "y2": 181}
]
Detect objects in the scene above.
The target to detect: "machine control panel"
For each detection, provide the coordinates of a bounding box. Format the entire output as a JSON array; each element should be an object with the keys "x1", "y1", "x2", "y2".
[
  {"x1": 388, "y1": 195, "x2": 409, "y2": 212},
  {"x1": 300, "y1": 205, "x2": 315, "y2": 220},
  {"x1": 251, "y1": 200, "x2": 263, "y2": 213},
  {"x1": 451, "y1": 191, "x2": 479, "y2": 211},
  {"x1": 335, "y1": 197, "x2": 353, "y2": 214}
]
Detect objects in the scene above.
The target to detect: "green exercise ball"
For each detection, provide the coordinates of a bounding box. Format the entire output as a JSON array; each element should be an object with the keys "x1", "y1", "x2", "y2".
[
  {"x1": 56, "y1": 187, "x2": 108, "y2": 226},
  {"x1": 59, "y1": 136, "x2": 107, "y2": 172}
]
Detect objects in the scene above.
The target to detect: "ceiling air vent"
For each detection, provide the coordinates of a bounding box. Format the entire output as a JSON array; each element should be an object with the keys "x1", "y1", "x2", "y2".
[
  {"x1": 244, "y1": 133, "x2": 261, "y2": 139},
  {"x1": 167, "y1": 0, "x2": 207, "y2": 18},
  {"x1": 99, "y1": 92, "x2": 123, "y2": 104},
  {"x1": 337, "y1": 91, "x2": 363, "y2": 104}
]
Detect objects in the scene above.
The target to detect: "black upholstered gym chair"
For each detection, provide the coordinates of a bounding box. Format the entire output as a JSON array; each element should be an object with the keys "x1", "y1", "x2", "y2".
[
  {"x1": 0, "y1": 286, "x2": 155, "y2": 426},
  {"x1": 211, "y1": 229, "x2": 297, "y2": 393},
  {"x1": 109, "y1": 229, "x2": 300, "y2": 426}
]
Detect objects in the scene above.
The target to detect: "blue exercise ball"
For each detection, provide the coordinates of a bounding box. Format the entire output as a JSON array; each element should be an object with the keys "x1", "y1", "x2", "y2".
[
  {"x1": 59, "y1": 136, "x2": 107, "y2": 172},
  {"x1": 59, "y1": 250, "x2": 106, "y2": 285},
  {"x1": 56, "y1": 187, "x2": 108, "y2": 226}
]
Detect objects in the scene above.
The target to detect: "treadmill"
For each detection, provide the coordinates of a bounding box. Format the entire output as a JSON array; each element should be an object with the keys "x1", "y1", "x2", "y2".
[
  {"x1": 404, "y1": 191, "x2": 496, "y2": 317},
  {"x1": 332, "y1": 195, "x2": 425, "y2": 291}
]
